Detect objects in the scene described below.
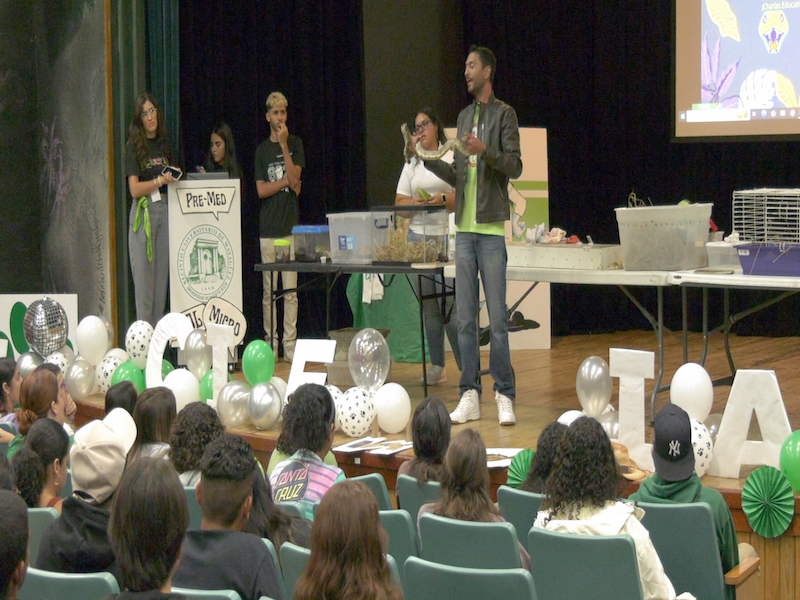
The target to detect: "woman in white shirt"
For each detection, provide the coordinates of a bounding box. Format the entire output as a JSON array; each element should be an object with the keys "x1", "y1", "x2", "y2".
[{"x1": 396, "y1": 108, "x2": 460, "y2": 384}]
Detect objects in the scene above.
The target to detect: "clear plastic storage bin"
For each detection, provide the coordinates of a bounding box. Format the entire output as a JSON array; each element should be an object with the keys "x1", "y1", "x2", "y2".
[
  {"x1": 371, "y1": 205, "x2": 447, "y2": 265},
  {"x1": 292, "y1": 225, "x2": 330, "y2": 262},
  {"x1": 326, "y1": 212, "x2": 373, "y2": 264}
]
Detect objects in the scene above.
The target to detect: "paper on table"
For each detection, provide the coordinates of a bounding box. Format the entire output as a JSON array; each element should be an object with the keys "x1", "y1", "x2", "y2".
[
  {"x1": 486, "y1": 447, "x2": 524, "y2": 468},
  {"x1": 368, "y1": 441, "x2": 414, "y2": 455},
  {"x1": 333, "y1": 437, "x2": 387, "y2": 453}
]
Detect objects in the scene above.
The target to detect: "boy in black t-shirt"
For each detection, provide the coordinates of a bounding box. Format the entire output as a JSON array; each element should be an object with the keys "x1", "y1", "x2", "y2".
[{"x1": 255, "y1": 92, "x2": 305, "y2": 362}]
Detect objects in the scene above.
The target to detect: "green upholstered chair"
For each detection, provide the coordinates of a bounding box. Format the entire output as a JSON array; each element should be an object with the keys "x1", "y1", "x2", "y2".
[
  {"x1": 418, "y1": 512, "x2": 522, "y2": 569},
  {"x1": 527, "y1": 528, "x2": 644, "y2": 600},
  {"x1": 262, "y1": 537, "x2": 288, "y2": 600},
  {"x1": 184, "y1": 486, "x2": 202, "y2": 529},
  {"x1": 278, "y1": 500, "x2": 304, "y2": 519},
  {"x1": 27, "y1": 507, "x2": 59, "y2": 565},
  {"x1": 280, "y1": 541, "x2": 310, "y2": 600},
  {"x1": 496, "y1": 485, "x2": 543, "y2": 541},
  {"x1": 379, "y1": 509, "x2": 419, "y2": 587},
  {"x1": 637, "y1": 501, "x2": 761, "y2": 600},
  {"x1": 347, "y1": 472, "x2": 393, "y2": 510},
  {"x1": 395, "y1": 474, "x2": 441, "y2": 522},
  {"x1": 403, "y1": 556, "x2": 537, "y2": 600},
  {"x1": 171, "y1": 588, "x2": 242, "y2": 600},
  {"x1": 18, "y1": 567, "x2": 119, "y2": 600}
]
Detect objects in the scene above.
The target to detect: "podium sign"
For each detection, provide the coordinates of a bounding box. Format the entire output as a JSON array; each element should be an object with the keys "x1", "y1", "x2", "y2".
[{"x1": 168, "y1": 180, "x2": 245, "y2": 345}]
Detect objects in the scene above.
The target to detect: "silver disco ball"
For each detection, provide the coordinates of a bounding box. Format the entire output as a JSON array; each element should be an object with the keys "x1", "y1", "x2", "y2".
[{"x1": 24, "y1": 297, "x2": 69, "y2": 357}]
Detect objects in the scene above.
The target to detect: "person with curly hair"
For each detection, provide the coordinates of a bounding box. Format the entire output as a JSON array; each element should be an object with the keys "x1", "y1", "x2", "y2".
[
  {"x1": 294, "y1": 480, "x2": 402, "y2": 600},
  {"x1": 169, "y1": 402, "x2": 226, "y2": 486},
  {"x1": 244, "y1": 466, "x2": 311, "y2": 551},
  {"x1": 127, "y1": 387, "x2": 176, "y2": 465},
  {"x1": 174, "y1": 434, "x2": 285, "y2": 600},
  {"x1": 12, "y1": 418, "x2": 69, "y2": 512},
  {"x1": 418, "y1": 428, "x2": 530, "y2": 569},
  {"x1": 533, "y1": 416, "x2": 678, "y2": 600},
  {"x1": 520, "y1": 420, "x2": 567, "y2": 493},
  {"x1": 269, "y1": 384, "x2": 343, "y2": 520},
  {"x1": 6, "y1": 369, "x2": 67, "y2": 461},
  {"x1": 397, "y1": 396, "x2": 451, "y2": 487}
]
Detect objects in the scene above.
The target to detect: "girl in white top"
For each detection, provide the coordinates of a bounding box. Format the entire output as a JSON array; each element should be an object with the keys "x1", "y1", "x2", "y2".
[{"x1": 395, "y1": 108, "x2": 459, "y2": 383}]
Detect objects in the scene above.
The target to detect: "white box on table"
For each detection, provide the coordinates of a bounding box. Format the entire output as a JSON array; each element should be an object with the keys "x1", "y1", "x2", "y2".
[{"x1": 506, "y1": 242, "x2": 623, "y2": 270}]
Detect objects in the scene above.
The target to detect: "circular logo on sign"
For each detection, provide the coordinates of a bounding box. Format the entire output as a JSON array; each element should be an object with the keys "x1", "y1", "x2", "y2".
[{"x1": 177, "y1": 225, "x2": 235, "y2": 302}]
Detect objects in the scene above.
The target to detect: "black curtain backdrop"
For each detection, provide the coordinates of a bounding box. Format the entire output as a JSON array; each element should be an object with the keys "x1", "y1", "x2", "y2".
[
  {"x1": 179, "y1": 1, "x2": 366, "y2": 345},
  {"x1": 460, "y1": 0, "x2": 800, "y2": 337}
]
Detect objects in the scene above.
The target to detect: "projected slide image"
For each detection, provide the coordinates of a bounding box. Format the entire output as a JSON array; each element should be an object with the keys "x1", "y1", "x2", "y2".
[{"x1": 686, "y1": 0, "x2": 800, "y2": 124}]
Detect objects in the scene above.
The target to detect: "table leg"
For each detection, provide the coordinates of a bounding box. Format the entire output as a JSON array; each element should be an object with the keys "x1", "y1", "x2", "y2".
[
  {"x1": 723, "y1": 288, "x2": 735, "y2": 376},
  {"x1": 701, "y1": 287, "x2": 709, "y2": 365},
  {"x1": 681, "y1": 287, "x2": 688, "y2": 364},
  {"x1": 417, "y1": 274, "x2": 429, "y2": 398}
]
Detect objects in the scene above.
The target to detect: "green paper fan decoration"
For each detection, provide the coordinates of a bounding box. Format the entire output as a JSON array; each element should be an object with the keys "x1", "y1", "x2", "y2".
[
  {"x1": 506, "y1": 448, "x2": 535, "y2": 488},
  {"x1": 741, "y1": 465, "x2": 795, "y2": 538}
]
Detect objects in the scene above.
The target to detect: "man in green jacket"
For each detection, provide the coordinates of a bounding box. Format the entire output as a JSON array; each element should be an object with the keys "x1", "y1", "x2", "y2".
[{"x1": 630, "y1": 404, "x2": 738, "y2": 600}]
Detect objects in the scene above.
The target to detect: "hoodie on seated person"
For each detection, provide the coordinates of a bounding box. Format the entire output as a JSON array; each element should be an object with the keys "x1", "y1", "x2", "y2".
[
  {"x1": 173, "y1": 434, "x2": 285, "y2": 600},
  {"x1": 36, "y1": 408, "x2": 137, "y2": 584}
]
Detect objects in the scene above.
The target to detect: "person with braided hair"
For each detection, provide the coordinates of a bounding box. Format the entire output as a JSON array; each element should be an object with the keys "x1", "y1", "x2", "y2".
[{"x1": 12, "y1": 418, "x2": 69, "y2": 512}]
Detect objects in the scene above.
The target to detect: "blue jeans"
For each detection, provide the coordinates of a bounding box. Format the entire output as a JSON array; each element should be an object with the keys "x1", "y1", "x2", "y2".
[{"x1": 456, "y1": 232, "x2": 515, "y2": 400}]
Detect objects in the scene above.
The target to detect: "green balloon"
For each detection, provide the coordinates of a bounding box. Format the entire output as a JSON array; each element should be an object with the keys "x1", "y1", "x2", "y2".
[
  {"x1": 780, "y1": 430, "x2": 800, "y2": 492},
  {"x1": 162, "y1": 359, "x2": 174, "y2": 378},
  {"x1": 242, "y1": 340, "x2": 275, "y2": 385},
  {"x1": 111, "y1": 360, "x2": 146, "y2": 394},
  {"x1": 199, "y1": 369, "x2": 232, "y2": 402}
]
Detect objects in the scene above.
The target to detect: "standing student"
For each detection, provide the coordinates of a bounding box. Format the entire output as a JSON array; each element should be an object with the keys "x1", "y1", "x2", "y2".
[
  {"x1": 423, "y1": 46, "x2": 522, "y2": 426},
  {"x1": 255, "y1": 92, "x2": 305, "y2": 362},
  {"x1": 202, "y1": 122, "x2": 242, "y2": 179},
  {"x1": 125, "y1": 92, "x2": 179, "y2": 327},
  {"x1": 396, "y1": 107, "x2": 460, "y2": 384}
]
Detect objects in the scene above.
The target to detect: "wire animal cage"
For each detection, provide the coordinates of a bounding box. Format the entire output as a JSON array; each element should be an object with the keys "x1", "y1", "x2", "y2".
[{"x1": 732, "y1": 188, "x2": 800, "y2": 243}]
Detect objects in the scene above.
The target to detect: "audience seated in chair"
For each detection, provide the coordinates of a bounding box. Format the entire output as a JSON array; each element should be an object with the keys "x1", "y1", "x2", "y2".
[
  {"x1": 269, "y1": 384, "x2": 343, "y2": 520},
  {"x1": 169, "y1": 402, "x2": 226, "y2": 487},
  {"x1": 0, "y1": 358, "x2": 21, "y2": 443},
  {"x1": 243, "y1": 465, "x2": 311, "y2": 550},
  {"x1": 127, "y1": 387, "x2": 176, "y2": 464},
  {"x1": 12, "y1": 418, "x2": 69, "y2": 512},
  {"x1": 266, "y1": 383, "x2": 338, "y2": 476},
  {"x1": 0, "y1": 453, "x2": 14, "y2": 491},
  {"x1": 396, "y1": 396, "x2": 451, "y2": 490},
  {"x1": 533, "y1": 416, "x2": 693, "y2": 600},
  {"x1": 418, "y1": 428, "x2": 530, "y2": 570},
  {"x1": 520, "y1": 420, "x2": 566, "y2": 493},
  {"x1": 6, "y1": 369, "x2": 68, "y2": 461},
  {"x1": 107, "y1": 457, "x2": 188, "y2": 600},
  {"x1": 629, "y1": 403, "x2": 752, "y2": 600},
  {"x1": 104, "y1": 381, "x2": 139, "y2": 416},
  {"x1": 294, "y1": 480, "x2": 402, "y2": 600},
  {"x1": 173, "y1": 434, "x2": 285, "y2": 600},
  {"x1": 0, "y1": 490, "x2": 29, "y2": 600},
  {"x1": 35, "y1": 408, "x2": 137, "y2": 585}
]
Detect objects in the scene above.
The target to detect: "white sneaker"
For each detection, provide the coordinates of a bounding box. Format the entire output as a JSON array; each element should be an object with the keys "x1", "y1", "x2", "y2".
[
  {"x1": 450, "y1": 390, "x2": 481, "y2": 423},
  {"x1": 496, "y1": 392, "x2": 516, "y2": 426},
  {"x1": 420, "y1": 365, "x2": 447, "y2": 385}
]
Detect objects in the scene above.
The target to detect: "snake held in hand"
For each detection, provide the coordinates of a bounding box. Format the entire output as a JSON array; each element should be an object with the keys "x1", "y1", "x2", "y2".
[{"x1": 401, "y1": 122, "x2": 471, "y2": 163}]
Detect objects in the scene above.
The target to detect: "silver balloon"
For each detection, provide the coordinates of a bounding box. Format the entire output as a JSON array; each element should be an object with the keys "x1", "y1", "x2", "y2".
[
  {"x1": 66, "y1": 358, "x2": 96, "y2": 401},
  {"x1": 17, "y1": 351, "x2": 44, "y2": 380},
  {"x1": 248, "y1": 382, "x2": 282, "y2": 430},
  {"x1": 24, "y1": 297, "x2": 69, "y2": 357},
  {"x1": 99, "y1": 315, "x2": 115, "y2": 352},
  {"x1": 184, "y1": 328, "x2": 212, "y2": 380},
  {"x1": 218, "y1": 380, "x2": 251, "y2": 427},
  {"x1": 575, "y1": 356, "x2": 612, "y2": 418},
  {"x1": 598, "y1": 411, "x2": 619, "y2": 440},
  {"x1": 704, "y1": 413, "x2": 723, "y2": 444}
]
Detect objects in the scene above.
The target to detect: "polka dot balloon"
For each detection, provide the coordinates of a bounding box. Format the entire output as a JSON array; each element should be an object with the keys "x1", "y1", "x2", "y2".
[
  {"x1": 339, "y1": 386, "x2": 375, "y2": 438},
  {"x1": 96, "y1": 355, "x2": 124, "y2": 394},
  {"x1": 690, "y1": 417, "x2": 714, "y2": 477},
  {"x1": 125, "y1": 321, "x2": 154, "y2": 370},
  {"x1": 325, "y1": 384, "x2": 343, "y2": 430}
]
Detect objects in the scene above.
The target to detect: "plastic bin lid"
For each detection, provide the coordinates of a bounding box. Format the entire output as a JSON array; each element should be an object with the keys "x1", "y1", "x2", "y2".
[
  {"x1": 274, "y1": 239, "x2": 291, "y2": 247},
  {"x1": 292, "y1": 225, "x2": 329, "y2": 234}
]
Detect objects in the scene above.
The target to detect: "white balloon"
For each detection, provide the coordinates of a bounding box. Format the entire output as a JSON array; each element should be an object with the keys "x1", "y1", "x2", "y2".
[
  {"x1": 340, "y1": 387, "x2": 375, "y2": 438},
  {"x1": 374, "y1": 383, "x2": 411, "y2": 434},
  {"x1": 557, "y1": 409, "x2": 584, "y2": 426},
  {"x1": 95, "y1": 355, "x2": 124, "y2": 394},
  {"x1": 76, "y1": 316, "x2": 109, "y2": 366},
  {"x1": 125, "y1": 321, "x2": 154, "y2": 370},
  {"x1": 690, "y1": 418, "x2": 714, "y2": 477},
  {"x1": 670, "y1": 363, "x2": 713, "y2": 422},
  {"x1": 163, "y1": 369, "x2": 201, "y2": 412},
  {"x1": 270, "y1": 376, "x2": 288, "y2": 405},
  {"x1": 104, "y1": 348, "x2": 130, "y2": 364},
  {"x1": 325, "y1": 385, "x2": 344, "y2": 430},
  {"x1": 45, "y1": 352, "x2": 70, "y2": 375}
]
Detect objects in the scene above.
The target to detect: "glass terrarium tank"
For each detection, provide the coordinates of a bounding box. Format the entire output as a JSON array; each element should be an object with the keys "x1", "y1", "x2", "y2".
[{"x1": 371, "y1": 205, "x2": 447, "y2": 265}]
